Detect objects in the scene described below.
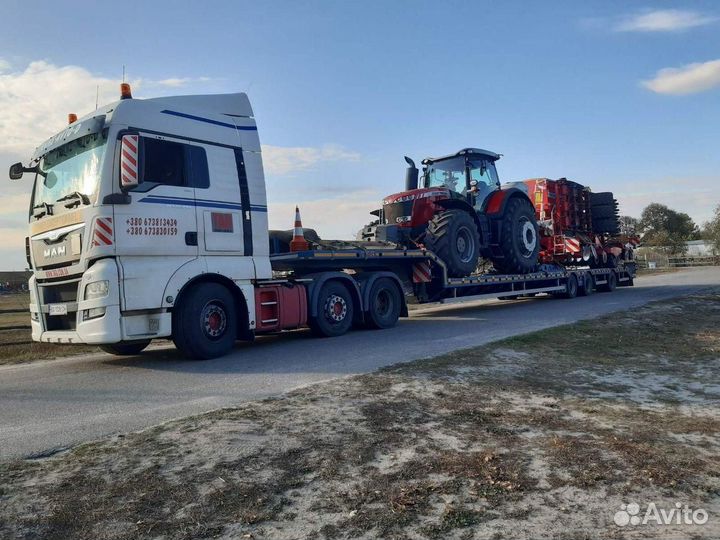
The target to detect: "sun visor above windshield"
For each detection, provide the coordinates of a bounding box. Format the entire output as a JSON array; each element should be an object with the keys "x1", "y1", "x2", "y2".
[{"x1": 31, "y1": 115, "x2": 106, "y2": 163}]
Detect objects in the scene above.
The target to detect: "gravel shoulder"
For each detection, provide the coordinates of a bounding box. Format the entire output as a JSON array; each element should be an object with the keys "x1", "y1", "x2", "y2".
[{"x1": 2, "y1": 290, "x2": 719, "y2": 539}]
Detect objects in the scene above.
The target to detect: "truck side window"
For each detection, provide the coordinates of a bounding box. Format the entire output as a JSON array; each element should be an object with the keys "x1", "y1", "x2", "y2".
[
  {"x1": 137, "y1": 137, "x2": 210, "y2": 189},
  {"x1": 143, "y1": 138, "x2": 185, "y2": 186},
  {"x1": 186, "y1": 145, "x2": 209, "y2": 189}
]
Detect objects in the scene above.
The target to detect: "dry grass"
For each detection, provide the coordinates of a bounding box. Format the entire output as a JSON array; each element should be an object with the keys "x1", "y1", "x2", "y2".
[
  {"x1": 0, "y1": 292, "x2": 98, "y2": 364},
  {"x1": 1, "y1": 292, "x2": 719, "y2": 539}
]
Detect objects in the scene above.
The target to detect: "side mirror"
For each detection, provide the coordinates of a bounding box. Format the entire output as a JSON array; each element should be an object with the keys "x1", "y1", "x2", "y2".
[
  {"x1": 120, "y1": 135, "x2": 140, "y2": 188},
  {"x1": 9, "y1": 162, "x2": 24, "y2": 180}
]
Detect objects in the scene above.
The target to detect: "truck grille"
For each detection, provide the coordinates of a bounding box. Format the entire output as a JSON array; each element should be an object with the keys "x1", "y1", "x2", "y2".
[
  {"x1": 382, "y1": 201, "x2": 413, "y2": 225},
  {"x1": 40, "y1": 280, "x2": 80, "y2": 331}
]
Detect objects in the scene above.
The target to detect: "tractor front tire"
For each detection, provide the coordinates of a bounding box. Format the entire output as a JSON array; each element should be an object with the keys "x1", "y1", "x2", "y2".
[
  {"x1": 424, "y1": 210, "x2": 480, "y2": 278},
  {"x1": 492, "y1": 197, "x2": 540, "y2": 274}
]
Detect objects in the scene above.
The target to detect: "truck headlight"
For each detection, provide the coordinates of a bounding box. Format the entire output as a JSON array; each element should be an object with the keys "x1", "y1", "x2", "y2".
[{"x1": 85, "y1": 280, "x2": 109, "y2": 300}]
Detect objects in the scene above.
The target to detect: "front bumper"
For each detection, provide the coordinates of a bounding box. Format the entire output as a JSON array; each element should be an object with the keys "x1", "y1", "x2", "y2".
[{"x1": 29, "y1": 258, "x2": 171, "y2": 345}]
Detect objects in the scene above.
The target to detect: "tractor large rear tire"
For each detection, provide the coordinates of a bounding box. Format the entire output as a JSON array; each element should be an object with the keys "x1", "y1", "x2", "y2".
[
  {"x1": 492, "y1": 197, "x2": 540, "y2": 275},
  {"x1": 424, "y1": 210, "x2": 480, "y2": 278}
]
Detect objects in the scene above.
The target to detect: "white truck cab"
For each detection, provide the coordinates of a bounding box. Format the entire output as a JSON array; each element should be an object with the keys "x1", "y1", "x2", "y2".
[{"x1": 13, "y1": 86, "x2": 276, "y2": 357}]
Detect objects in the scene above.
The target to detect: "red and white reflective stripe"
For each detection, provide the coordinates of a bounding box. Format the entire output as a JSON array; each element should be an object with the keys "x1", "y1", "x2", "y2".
[
  {"x1": 92, "y1": 217, "x2": 114, "y2": 247},
  {"x1": 564, "y1": 237, "x2": 581, "y2": 253},
  {"x1": 412, "y1": 261, "x2": 432, "y2": 283},
  {"x1": 121, "y1": 135, "x2": 139, "y2": 186}
]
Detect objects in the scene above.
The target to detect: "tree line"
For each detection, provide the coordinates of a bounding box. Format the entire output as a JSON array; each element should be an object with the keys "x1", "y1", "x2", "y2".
[{"x1": 620, "y1": 203, "x2": 720, "y2": 256}]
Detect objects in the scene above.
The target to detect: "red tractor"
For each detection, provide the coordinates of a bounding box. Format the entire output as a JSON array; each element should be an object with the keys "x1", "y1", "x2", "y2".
[{"x1": 359, "y1": 148, "x2": 540, "y2": 277}]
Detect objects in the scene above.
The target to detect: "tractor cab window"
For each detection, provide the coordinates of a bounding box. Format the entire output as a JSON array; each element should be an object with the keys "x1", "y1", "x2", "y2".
[
  {"x1": 425, "y1": 157, "x2": 466, "y2": 193},
  {"x1": 469, "y1": 159, "x2": 498, "y2": 208}
]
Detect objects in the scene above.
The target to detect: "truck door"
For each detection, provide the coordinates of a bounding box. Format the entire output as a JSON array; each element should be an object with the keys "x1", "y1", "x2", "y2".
[{"x1": 114, "y1": 134, "x2": 200, "y2": 258}]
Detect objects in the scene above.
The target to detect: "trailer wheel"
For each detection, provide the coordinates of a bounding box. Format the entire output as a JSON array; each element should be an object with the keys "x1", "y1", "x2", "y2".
[
  {"x1": 365, "y1": 278, "x2": 401, "y2": 329},
  {"x1": 599, "y1": 272, "x2": 617, "y2": 293},
  {"x1": 310, "y1": 281, "x2": 355, "y2": 337},
  {"x1": 172, "y1": 282, "x2": 237, "y2": 359},
  {"x1": 579, "y1": 273, "x2": 594, "y2": 296},
  {"x1": 99, "y1": 340, "x2": 151, "y2": 356},
  {"x1": 554, "y1": 273, "x2": 579, "y2": 299}
]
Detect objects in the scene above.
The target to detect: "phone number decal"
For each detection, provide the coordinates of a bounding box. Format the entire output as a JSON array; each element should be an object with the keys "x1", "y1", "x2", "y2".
[{"x1": 125, "y1": 217, "x2": 178, "y2": 236}]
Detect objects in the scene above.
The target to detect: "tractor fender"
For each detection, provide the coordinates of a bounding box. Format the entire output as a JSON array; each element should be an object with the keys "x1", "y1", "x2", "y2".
[
  {"x1": 482, "y1": 187, "x2": 533, "y2": 218},
  {"x1": 435, "y1": 198, "x2": 489, "y2": 245},
  {"x1": 354, "y1": 271, "x2": 409, "y2": 318},
  {"x1": 303, "y1": 272, "x2": 364, "y2": 323}
]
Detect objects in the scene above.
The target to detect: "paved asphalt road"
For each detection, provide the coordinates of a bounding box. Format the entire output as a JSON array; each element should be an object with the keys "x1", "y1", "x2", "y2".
[{"x1": 1, "y1": 267, "x2": 719, "y2": 460}]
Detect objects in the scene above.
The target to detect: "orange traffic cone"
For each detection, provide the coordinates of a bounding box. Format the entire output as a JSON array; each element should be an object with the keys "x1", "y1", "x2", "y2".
[{"x1": 289, "y1": 206, "x2": 310, "y2": 252}]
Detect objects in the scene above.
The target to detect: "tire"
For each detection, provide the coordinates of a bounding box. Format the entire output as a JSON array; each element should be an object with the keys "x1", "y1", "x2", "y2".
[
  {"x1": 365, "y1": 278, "x2": 401, "y2": 329},
  {"x1": 309, "y1": 280, "x2": 355, "y2": 337},
  {"x1": 579, "y1": 272, "x2": 594, "y2": 296},
  {"x1": 172, "y1": 282, "x2": 237, "y2": 360},
  {"x1": 492, "y1": 197, "x2": 540, "y2": 274},
  {"x1": 425, "y1": 209, "x2": 480, "y2": 278},
  {"x1": 562, "y1": 274, "x2": 578, "y2": 299},
  {"x1": 100, "y1": 340, "x2": 151, "y2": 356},
  {"x1": 606, "y1": 254, "x2": 619, "y2": 269},
  {"x1": 598, "y1": 272, "x2": 617, "y2": 292}
]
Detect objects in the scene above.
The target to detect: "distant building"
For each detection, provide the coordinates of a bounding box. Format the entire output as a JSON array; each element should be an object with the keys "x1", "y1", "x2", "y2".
[{"x1": 685, "y1": 240, "x2": 715, "y2": 257}]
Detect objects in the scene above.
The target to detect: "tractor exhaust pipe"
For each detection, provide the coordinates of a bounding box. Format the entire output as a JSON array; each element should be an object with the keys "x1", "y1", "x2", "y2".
[{"x1": 404, "y1": 156, "x2": 418, "y2": 191}]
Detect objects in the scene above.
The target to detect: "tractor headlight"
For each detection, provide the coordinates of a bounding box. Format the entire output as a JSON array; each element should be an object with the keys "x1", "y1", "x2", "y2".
[{"x1": 84, "y1": 280, "x2": 109, "y2": 300}]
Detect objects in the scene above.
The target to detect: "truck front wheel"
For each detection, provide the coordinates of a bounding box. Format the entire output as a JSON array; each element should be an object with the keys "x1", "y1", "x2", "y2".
[
  {"x1": 172, "y1": 282, "x2": 237, "y2": 359},
  {"x1": 309, "y1": 281, "x2": 355, "y2": 337},
  {"x1": 99, "y1": 340, "x2": 151, "y2": 356}
]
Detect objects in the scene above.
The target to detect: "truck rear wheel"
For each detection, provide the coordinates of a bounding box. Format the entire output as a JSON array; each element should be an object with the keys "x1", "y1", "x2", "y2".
[
  {"x1": 309, "y1": 281, "x2": 355, "y2": 337},
  {"x1": 99, "y1": 340, "x2": 151, "y2": 356},
  {"x1": 365, "y1": 278, "x2": 401, "y2": 329},
  {"x1": 424, "y1": 209, "x2": 480, "y2": 278},
  {"x1": 492, "y1": 197, "x2": 540, "y2": 275},
  {"x1": 172, "y1": 282, "x2": 237, "y2": 359}
]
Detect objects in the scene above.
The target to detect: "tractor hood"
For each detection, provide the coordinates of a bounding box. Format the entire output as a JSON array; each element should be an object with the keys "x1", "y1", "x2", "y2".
[{"x1": 382, "y1": 187, "x2": 451, "y2": 206}]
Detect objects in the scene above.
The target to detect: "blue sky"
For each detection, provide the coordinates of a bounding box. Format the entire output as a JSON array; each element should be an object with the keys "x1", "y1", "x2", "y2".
[{"x1": 1, "y1": 0, "x2": 719, "y2": 269}]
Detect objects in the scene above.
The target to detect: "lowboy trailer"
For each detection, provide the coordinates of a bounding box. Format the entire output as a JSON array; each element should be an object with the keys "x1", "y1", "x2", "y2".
[{"x1": 10, "y1": 87, "x2": 635, "y2": 360}]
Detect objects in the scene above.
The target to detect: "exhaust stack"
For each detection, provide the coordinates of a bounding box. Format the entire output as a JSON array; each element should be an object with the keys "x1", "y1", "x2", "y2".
[{"x1": 404, "y1": 156, "x2": 418, "y2": 191}]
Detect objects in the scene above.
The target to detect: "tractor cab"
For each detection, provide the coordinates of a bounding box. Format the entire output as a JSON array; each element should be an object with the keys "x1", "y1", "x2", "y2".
[{"x1": 419, "y1": 148, "x2": 501, "y2": 210}]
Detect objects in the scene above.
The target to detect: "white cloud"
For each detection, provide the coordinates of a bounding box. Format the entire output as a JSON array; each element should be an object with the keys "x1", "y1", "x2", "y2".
[
  {"x1": 0, "y1": 59, "x2": 126, "y2": 155},
  {"x1": 155, "y1": 76, "x2": 212, "y2": 88},
  {"x1": 0, "y1": 193, "x2": 30, "y2": 216},
  {"x1": 615, "y1": 9, "x2": 717, "y2": 32},
  {"x1": 268, "y1": 193, "x2": 380, "y2": 240},
  {"x1": 642, "y1": 59, "x2": 720, "y2": 95},
  {"x1": 261, "y1": 144, "x2": 361, "y2": 176}
]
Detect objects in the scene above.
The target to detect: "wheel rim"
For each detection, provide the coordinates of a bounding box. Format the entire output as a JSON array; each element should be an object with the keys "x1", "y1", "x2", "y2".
[
  {"x1": 375, "y1": 289, "x2": 393, "y2": 318},
  {"x1": 201, "y1": 300, "x2": 228, "y2": 340},
  {"x1": 519, "y1": 218, "x2": 537, "y2": 258},
  {"x1": 455, "y1": 225, "x2": 476, "y2": 263},
  {"x1": 324, "y1": 294, "x2": 348, "y2": 323}
]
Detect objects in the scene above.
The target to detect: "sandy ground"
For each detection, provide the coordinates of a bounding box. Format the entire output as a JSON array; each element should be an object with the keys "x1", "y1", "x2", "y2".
[{"x1": 1, "y1": 291, "x2": 719, "y2": 539}]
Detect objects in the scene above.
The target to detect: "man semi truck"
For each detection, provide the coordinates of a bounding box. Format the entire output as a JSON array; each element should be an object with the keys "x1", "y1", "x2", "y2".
[{"x1": 10, "y1": 87, "x2": 635, "y2": 359}]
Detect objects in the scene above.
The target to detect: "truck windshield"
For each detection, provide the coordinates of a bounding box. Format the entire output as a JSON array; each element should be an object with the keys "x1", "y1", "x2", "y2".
[
  {"x1": 33, "y1": 132, "x2": 107, "y2": 209},
  {"x1": 425, "y1": 157, "x2": 466, "y2": 192}
]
